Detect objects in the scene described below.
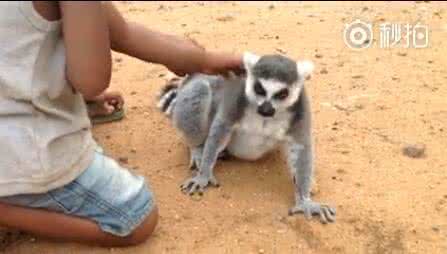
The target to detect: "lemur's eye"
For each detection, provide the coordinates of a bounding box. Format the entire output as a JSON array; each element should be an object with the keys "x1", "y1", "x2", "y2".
[
  {"x1": 254, "y1": 81, "x2": 266, "y2": 96},
  {"x1": 274, "y1": 88, "x2": 289, "y2": 100}
]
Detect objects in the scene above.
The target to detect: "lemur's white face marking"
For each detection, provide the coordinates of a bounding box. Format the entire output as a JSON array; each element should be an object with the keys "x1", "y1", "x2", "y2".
[{"x1": 243, "y1": 52, "x2": 314, "y2": 118}]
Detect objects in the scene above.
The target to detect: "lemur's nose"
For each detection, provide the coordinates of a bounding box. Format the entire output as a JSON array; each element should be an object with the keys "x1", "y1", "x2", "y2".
[{"x1": 257, "y1": 101, "x2": 275, "y2": 117}]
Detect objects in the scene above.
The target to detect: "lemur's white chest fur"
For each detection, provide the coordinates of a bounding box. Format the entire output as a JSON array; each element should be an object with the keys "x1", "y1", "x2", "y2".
[{"x1": 227, "y1": 107, "x2": 293, "y2": 161}]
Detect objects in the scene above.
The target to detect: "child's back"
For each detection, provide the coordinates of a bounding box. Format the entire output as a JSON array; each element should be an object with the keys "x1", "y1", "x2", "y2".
[{"x1": 0, "y1": 2, "x2": 96, "y2": 197}]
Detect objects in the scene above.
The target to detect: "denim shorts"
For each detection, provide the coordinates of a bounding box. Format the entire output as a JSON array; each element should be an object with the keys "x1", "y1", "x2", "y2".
[{"x1": 0, "y1": 147, "x2": 155, "y2": 237}]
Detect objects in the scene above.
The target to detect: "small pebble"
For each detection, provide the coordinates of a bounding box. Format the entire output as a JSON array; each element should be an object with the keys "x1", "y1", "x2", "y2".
[
  {"x1": 191, "y1": 194, "x2": 202, "y2": 201},
  {"x1": 119, "y1": 157, "x2": 129, "y2": 164},
  {"x1": 277, "y1": 229, "x2": 286, "y2": 234},
  {"x1": 131, "y1": 149, "x2": 137, "y2": 154},
  {"x1": 221, "y1": 194, "x2": 231, "y2": 200},
  {"x1": 320, "y1": 68, "x2": 328, "y2": 74},
  {"x1": 259, "y1": 249, "x2": 265, "y2": 254},
  {"x1": 275, "y1": 47, "x2": 287, "y2": 54},
  {"x1": 216, "y1": 15, "x2": 235, "y2": 22},
  {"x1": 315, "y1": 53, "x2": 323, "y2": 59},
  {"x1": 278, "y1": 215, "x2": 286, "y2": 223},
  {"x1": 402, "y1": 144, "x2": 426, "y2": 158},
  {"x1": 336, "y1": 169, "x2": 346, "y2": 174}
]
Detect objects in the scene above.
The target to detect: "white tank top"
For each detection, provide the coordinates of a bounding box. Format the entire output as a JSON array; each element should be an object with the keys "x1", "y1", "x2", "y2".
[{"x1": 0, "y1": 2, "x2": 96, "y2": 196}]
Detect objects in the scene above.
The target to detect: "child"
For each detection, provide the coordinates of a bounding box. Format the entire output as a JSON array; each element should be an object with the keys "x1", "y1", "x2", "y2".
[{"x1": 0, "y1": 1, "x2": 242, "y2": 247}]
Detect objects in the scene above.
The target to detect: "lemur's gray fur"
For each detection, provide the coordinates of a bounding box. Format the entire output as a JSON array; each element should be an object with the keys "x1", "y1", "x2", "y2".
[{"x1": 157, "y1": 52, "x2": 336, "y2": 223}]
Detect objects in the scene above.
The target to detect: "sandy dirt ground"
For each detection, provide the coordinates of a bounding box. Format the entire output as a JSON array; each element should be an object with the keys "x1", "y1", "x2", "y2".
[{"x1": 3, "y1": 1, "x2": 447, "y2": 253}]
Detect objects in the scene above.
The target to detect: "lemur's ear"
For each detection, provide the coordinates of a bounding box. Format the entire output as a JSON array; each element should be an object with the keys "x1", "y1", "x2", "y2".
[
  {"x1": 297, "y1": 60, "x2": 314, "y2": 80},
  {"x1": 243, "y1": 52, "x2": 260, "y2": 71}
]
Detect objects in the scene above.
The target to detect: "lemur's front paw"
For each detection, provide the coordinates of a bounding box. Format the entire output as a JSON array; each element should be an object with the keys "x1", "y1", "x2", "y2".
[
  {"x1": 189, "y1": 155, "x2": 201, "y2": 171},
  {"x1": 289, "y1": 200, "x2": 336, "y2": 224},
  {"x1": 180, "y1": 174, "x2": 219, "y2": 195}
]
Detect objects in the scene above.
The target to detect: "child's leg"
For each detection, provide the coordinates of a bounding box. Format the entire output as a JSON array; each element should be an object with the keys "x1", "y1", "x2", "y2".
[
  {"x1": 0, "y1": 202, "x2": 157, "y2": 247},
  {"x1": 0, "y1": 148, "x2": 158, "y2": 247}
]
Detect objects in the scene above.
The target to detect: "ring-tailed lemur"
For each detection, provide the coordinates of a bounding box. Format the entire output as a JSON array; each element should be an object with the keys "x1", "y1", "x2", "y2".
[{"x1": 157, "y1": 52, "x2": 336, "y2": 223}]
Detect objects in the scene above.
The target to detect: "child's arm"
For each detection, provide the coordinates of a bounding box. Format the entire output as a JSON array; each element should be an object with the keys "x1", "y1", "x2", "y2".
[
  {"x1": 60, "y1": 2, "x2": 112, "y2": 99},
  {"x1": 60, "y1": 2, "x2": 242, "y2": 99},
  {"x1": 102, "y1": 3, "x2": 242, "y2": 76}
]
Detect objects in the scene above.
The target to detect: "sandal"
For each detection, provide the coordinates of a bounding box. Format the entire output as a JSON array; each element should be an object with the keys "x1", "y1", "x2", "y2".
[{"x1": 87, "y1": 102, "x2": 125, "y2": 125}]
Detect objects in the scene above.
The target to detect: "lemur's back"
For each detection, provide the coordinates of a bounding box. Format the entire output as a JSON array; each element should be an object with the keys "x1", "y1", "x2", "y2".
[
  {"x1": 158, "y1": 73, "x2": 246, "y2": 147},
  {"x1": 178, "y1": 73, "x2": 247, "y2": 120}
]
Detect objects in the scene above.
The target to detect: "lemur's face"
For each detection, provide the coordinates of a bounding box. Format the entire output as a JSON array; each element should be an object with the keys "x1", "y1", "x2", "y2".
[{"x1": 243, "y1": 52, "x2": 314, "y2": 118}]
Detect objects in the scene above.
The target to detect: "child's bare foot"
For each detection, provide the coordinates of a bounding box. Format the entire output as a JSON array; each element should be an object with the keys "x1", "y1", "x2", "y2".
[{"x1": 87, "y1": 91, "x2": 125, "y2": 124}]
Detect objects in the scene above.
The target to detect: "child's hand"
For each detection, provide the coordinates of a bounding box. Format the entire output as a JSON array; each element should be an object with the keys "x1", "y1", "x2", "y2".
[
  {"x1": 161, "y1": 37, "x2": 243, "y2": 77},
  {"x1": 168, "y1": 50, "x2": 243, "y2": 77},
  {"x1": 201, "y1": 51, "x2": 244, "y2": 77},
  {"x1": 184, "y1": 37, "x2": 243, "y2": 76}
]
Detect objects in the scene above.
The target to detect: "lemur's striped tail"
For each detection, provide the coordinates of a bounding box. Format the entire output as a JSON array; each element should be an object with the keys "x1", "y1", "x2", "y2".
[{"x1": 156, "y1": 75, "x2": 184, "y2": 116}]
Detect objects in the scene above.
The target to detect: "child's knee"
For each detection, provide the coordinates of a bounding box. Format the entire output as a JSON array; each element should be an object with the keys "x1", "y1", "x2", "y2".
[{"x1": 125, "y1": 205, "x2": 159, "y2": 246}]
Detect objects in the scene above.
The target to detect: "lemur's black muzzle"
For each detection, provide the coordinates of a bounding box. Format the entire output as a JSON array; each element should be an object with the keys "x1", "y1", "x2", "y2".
[{"x1": 257, "y1": 101, "x2": 275, "y2": 117}]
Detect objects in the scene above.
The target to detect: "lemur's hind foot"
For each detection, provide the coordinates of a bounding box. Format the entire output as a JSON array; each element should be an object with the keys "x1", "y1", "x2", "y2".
[{"x1": 289, "y1": 200, "x2": 336, "y2": 224}]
